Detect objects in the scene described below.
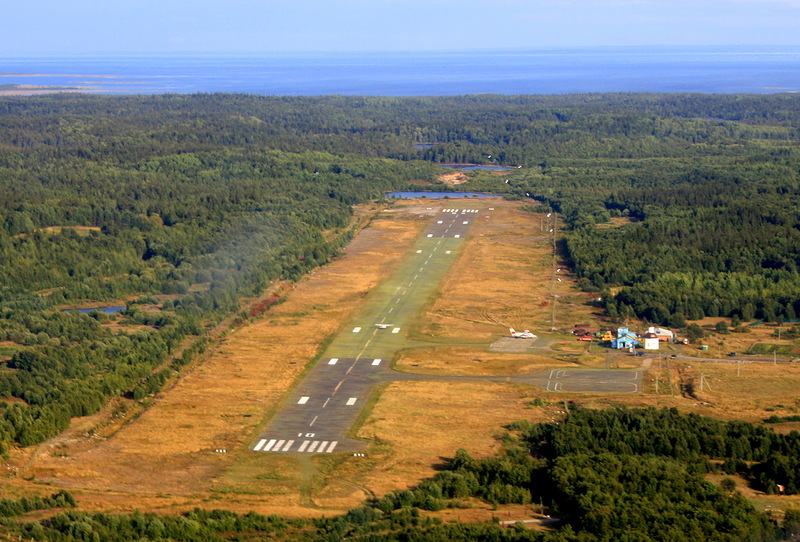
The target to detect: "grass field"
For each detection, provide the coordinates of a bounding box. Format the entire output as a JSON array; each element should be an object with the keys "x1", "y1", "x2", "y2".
[{"x1": 4, "y1": 198, "x2": 800, "y2": 519}]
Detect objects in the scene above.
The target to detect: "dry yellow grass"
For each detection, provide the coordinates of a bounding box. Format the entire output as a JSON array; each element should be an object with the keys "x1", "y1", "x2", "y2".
[{"x1": 5, "y1": 198, "x2": 800, "y2": 519}]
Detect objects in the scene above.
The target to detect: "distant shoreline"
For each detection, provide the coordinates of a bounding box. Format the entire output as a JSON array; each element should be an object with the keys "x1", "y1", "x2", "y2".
[{"x1": 0, "y1": 83, "x2": 86, "y2": 95}]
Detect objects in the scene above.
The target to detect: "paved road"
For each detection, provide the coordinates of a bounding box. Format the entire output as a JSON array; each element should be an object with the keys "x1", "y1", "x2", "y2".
[{"x1": 251, "y1": 206, "x2": 641, "y2": 455}]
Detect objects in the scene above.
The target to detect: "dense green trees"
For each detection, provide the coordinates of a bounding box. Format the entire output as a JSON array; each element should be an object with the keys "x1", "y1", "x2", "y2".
[
  {"x1": 3, "y1": 91, "x2": 800, "y2": 452},
  {"x1": 4, "y1": 409, "x2": 799, "y2": 541}
]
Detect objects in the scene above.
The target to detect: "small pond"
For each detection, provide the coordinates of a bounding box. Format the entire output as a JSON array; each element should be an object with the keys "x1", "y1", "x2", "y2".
[
  {"x1": 437, "y1": 164, "x2": 513, "y2": 171},
  {"x1": 385, "y1": 191, "x2": 498, "y2": 199},
  {"x1": 62, "y1": 306, "x2": 126, "y2": 314}
]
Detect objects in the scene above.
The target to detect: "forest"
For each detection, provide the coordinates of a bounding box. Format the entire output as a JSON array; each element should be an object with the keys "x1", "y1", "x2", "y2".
[
  {"x1": 1, "y1": 93, "x2": 800, "y2": 540},
  {"x1": 1, "y1": 408, "x2": 799, "y2": 541},
  {"x1": 2, "y1": 91, "x2": 800, "y2": 451}
]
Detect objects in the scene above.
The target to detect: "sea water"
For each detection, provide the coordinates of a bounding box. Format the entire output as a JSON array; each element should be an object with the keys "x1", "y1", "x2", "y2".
[{"x1": 1, "y1": 46, "x2": 799, "y2": 95}]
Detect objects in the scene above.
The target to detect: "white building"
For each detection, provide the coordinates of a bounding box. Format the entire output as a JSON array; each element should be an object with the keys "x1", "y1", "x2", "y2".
[{"x1": 643, "y1": 328, "x2": 660, "y2": 350}]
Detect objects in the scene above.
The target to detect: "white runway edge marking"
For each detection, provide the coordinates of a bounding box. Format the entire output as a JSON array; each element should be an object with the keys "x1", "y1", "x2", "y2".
[
  {"x1": 463, "y1": 221, "x2": 469, "y2": 224},
  {"x1": 372, "y1": 358, "x2": 382, "y2": 365},
  {"x1": 352, "y1": 327, "x2": 361, "y2": 333},
  {"x1": 416, "y1": 249, "x2": 422, "y2": 253},
  {"x1": 392, "y1": 327, "x2": 401, "y2": 333},
  {"x1": 445, "y1": 250, "x2": 451, "y2": 254},
  {"x1": 253, "y1": 439, "x2": 267, "y2": 451},
  {"x1": 454, "y1": 234, "x2": 460, "y2": 238},
  {"x1": 427, "y1": 234, "x2": 433, "y2": 237},
  {"x1": 263, "y1": 439, "x2": 278, "y2": 451},
  {"x1": 346, "y1": 397, "x2": 358, "y2": 405},
  {"x1": 437, "y1": 221, "x2": 443, "y2": 224},
  {"x1": 328, "y1": 358, "x2": 339, "y2": 365},
  {"x1": 298, "y1": 396, "x2": 310, "y2": 404}
]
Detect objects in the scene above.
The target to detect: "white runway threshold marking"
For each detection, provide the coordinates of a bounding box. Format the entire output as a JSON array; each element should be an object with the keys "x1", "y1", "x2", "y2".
[
  {"x1": 263, "y1": 439, "x2": 278, "y2": 451},
  {"x1": 346, "y1": 397, "x2": 358, "y2": 406},
  {"x1": 253, "y1": 439, "x2": 267, "y2": 451},
  {"x1": 298, "y1": 396, "x2": 310, "y2": 405}
]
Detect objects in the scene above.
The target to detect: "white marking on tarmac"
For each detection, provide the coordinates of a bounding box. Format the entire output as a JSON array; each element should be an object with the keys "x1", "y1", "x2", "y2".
[
  {"x1": 327, "y1": 441, "x2": 338, "y2": 453},
  {"x1": 437, "y1": 221, "x2": 443, "y2": 224},
  {"x1": 253, "y1": 439, "x2": 267, "y2": 451},
  {"x1": 416, "y1": 249, "x2": 422, "y2": 253},
  {"x1": 372, "y1": 359, "x2": 381, "y2": 365},
  {"x1": 392, "y1": 327, "x2": 401, "y2": 333},
  {"x1": 463, "y1": 221, "x2": 469, "y2": 224},
  {"x1": 346, "y1": 397, "x2": 357, "y2": 405},
  {"x1": 274, "y1": 439, "x2": 285, "y2": 451},
  {"x1": 282, "y1": 440, "x2": 294, "y2": 451},
  {"x1": 298, "y1": 396, "x2": 310, "y2": 405},
  {"x1": 446, "y1": 251, "x2": 451, "y2": 254},
  {"x1": 322, "y1": 397, "x2": 330, "y2": 408},
  {"x1": 298, "y1": 440, "x2": 310, "y2": 452},
  {"x1": 263, "y1": 439, "x2": 278, "y2": 451},
  {"x1": 427, "y1": 234, "x2": 433, "y2": 237},
  {"x1": 328, "y1": 358, "x2": 339, "y2": 365},
  {"x1": 310, "y1": 415, "x2": 318, "y2": 426},
  {"x1": 308, "y1": 441, "x2": 320, "y2": 453},
  {"x1": 454, "y1": 234, "x2": 460, "y2": 238},
  {"x1": 334, "y1": 380, "x2": 345, "y2": 393}
]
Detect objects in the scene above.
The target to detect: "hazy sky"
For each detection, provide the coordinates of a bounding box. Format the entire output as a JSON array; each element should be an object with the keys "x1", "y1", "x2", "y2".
[{"x1": 5, "y1": 0, "x2": 800, "y2": 55}]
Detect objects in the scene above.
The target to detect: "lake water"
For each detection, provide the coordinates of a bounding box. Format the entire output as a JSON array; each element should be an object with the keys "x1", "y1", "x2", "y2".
[
  {"x1": 2, "y1": 46, "x2": 799, "y2": 95},
  {"x1": 385, "y1": 191, "x2": 498, "y2": 199},
  {"x1": 438, "y1": 165, "x2": 513, "y2": 171},
  {"x1": 62, "y1": 306, "x2": 126, "y2": 314}
]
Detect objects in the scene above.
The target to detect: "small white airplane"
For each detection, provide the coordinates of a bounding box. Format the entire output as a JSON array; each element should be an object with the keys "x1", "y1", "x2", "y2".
[
  {"x1": 375, "y1": 323, "x2": 395, "y2": 329},
  {"x1": 509, "y1": 328, "x2": 537, "y2": 339}
]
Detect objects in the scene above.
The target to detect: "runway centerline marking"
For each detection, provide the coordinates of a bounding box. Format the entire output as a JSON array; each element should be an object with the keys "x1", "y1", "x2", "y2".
[{"x1": 309, "y1": 415, "x2": 318, "y2": 426}]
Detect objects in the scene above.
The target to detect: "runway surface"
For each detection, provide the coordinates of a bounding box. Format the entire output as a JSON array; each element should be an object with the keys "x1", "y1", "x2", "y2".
[{"x1": 252, "y1": 206, "x2": 642, "y2": 454}]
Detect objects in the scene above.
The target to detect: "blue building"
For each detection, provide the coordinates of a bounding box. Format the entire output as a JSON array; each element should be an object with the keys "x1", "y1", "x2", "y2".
[{"x1": 611, "y1": 327, "x2": 641, "y2": 349}]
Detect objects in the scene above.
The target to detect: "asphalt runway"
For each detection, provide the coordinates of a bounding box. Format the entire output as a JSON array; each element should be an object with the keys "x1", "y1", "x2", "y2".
[{"x1": 252, "y1": 206, "x2": 642, "y2": 455}]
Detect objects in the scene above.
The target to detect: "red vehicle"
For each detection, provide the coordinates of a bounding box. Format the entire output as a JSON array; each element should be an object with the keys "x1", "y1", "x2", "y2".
[{"x1": 578, "y1": 335, "x2": 593, "y2": 342}]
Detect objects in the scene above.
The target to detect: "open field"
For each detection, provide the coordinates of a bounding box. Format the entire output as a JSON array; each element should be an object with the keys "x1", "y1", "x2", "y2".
[{"x1": 4, "y1": 197, "x2": 800, "y2": 519}]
